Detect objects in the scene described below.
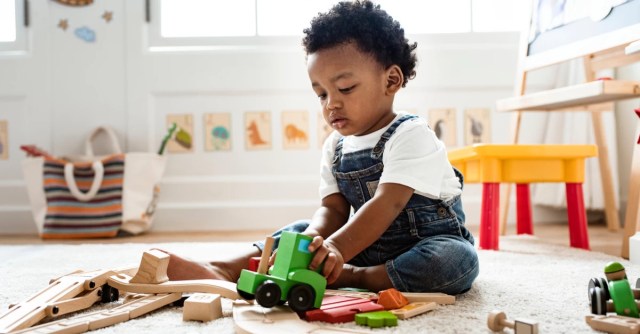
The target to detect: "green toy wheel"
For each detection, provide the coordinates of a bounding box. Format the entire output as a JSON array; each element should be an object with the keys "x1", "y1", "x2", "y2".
[
  {"x1": 287, "y1": 284, "x2": 315, "y2": 312},
  {"x1": 590, "y1": 286, "x2": 608, "y2": 315},
  {"x1": 256, "y1": 280, "x2": 282, "y2": 308}
]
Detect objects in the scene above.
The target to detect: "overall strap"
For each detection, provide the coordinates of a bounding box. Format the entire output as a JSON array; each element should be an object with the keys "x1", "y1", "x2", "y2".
[{"x1": 371, "y1": 114, "x2": 417, "y2": 160}]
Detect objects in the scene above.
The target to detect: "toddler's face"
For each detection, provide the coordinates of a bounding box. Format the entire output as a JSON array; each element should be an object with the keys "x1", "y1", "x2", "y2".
[{"x1": 307, "y1": 42, "x2": 395, "y2": 137}]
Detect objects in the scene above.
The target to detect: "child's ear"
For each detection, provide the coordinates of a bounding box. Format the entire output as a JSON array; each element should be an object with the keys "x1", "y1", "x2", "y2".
[{"x1": 385, "y1": 65, "x2": 403, "y2": 94}]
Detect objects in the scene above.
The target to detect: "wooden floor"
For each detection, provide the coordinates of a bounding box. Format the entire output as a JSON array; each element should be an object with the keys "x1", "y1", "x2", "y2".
[{"x1": 0, "y1": 222, "x2": 626, "y2": 258}]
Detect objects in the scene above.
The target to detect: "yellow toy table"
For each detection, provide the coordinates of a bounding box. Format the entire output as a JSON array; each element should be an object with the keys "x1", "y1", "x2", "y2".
[{"x1": 448, "y1": 144, "x2": 598, "y2": 251}]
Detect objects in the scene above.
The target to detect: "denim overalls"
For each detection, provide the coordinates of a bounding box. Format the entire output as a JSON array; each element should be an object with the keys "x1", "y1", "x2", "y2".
[{"x1": 257, "y1": 115, "x2": 479, "y2": 294}]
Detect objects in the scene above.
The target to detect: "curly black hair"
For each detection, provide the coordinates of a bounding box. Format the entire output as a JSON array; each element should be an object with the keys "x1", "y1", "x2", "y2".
[{"x1": 302, "y1": 0, "x2": 417, "y2": 87}]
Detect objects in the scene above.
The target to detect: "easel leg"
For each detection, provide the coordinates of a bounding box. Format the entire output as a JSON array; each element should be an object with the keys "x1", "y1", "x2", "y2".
[{"x1": 622, "y1": 118, "x2": 640, "y2": 258}]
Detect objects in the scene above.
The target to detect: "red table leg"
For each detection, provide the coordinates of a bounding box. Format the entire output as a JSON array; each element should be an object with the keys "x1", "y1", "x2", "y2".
[
  {"x1": 480, "y1": 182, "x2": 500, "y2": 250},
  {"x1": 565, "y1": 182, "x2": 590, "y2": 250},
  {"x1": 516, "y1": 183, "x2": 533, "y2": 235}
]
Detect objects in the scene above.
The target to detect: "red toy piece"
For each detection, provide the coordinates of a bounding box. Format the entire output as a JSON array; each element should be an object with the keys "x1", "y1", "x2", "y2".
[{"x1": 305, "y1": 295, "x2": 384, "y2": 323}]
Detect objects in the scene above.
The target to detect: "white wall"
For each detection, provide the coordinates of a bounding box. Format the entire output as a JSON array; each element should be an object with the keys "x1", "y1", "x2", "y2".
[{"x1": 1, "y1": 1, "x2": 633, "y2": 234}]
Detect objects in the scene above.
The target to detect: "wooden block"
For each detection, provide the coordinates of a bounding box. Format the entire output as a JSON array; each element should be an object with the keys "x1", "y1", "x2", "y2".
[
  {"x1": 586, "y1": 314, "x2": 640, "y2": 334},
  {"x1": 305, "y1": 295, "x2": 384, "y2": 323},
  {"x1": 401, "y1": 292, "x2": 455, "y2": 305},
  {"x1": 389, "y1": 302, "x2": 437, "y2": 320},
  {"x1": 130, "y1": 250, "x2": 170, "y2": 284},
  {"x1": 183, "y1": 293, "x2": 222, "y2": 322},
  {"x1": 377, "y1": 288, "x2": 409, "y2": 310},
  {"x1": 354, "y1": 310, "x2": 398, "y2": 328},
  {"x1": 248, "y1": 257, "x2": 261, "y2": 272}
]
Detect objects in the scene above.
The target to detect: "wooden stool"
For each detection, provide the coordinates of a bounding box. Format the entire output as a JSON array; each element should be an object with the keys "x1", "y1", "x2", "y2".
[{"x1": 448, "y1": 144, "x2": 597, "y2": 251}]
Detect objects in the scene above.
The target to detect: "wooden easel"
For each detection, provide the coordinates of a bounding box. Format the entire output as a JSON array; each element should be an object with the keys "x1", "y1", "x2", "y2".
[{"x1": 496, "y1": 1, "x2": 640, "y2": 252}]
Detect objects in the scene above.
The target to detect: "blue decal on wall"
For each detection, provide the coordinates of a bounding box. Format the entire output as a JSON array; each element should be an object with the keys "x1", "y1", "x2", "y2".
[{"x1": 74, "y1": 26, "x2": 95, "y2": 42}]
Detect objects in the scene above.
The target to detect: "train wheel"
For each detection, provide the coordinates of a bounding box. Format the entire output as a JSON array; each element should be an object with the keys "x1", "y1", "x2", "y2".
[
  {"x1": 590, "y1": 286, "x2": 607, "y2": 315},
  {"x1": 237, "y1": 288, "x2": 255, "y2": 301},
  {"x1": 256, "y1": 280, "x2": 281, "y2": 308},
  {"x1": 287, "y1": 284, "x2": 315, "y2": 312}
]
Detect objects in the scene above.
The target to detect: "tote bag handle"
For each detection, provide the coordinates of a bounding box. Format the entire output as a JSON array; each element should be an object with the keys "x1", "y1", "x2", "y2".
[
  {"x1": 64, "y1": 161, "x2": 105, "y2": 202},
  {"x1": 85, "y1": 126, "x2": 122, "y2": 157}
]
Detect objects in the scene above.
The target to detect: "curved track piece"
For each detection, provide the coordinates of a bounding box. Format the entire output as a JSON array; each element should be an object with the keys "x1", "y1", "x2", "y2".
[{"x1": 107, "y1": 273, "x2": 240, "y2": 300}]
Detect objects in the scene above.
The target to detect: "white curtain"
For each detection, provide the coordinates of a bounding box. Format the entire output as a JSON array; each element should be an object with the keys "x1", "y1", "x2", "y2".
[{"x1": 519, "y1": 59, "x2": 619, "y2": 210}]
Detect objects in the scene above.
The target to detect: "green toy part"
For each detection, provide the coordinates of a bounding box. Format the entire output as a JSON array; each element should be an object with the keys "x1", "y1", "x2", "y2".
[
  {"x1": 605, "y1": 262, "x2": 626, "y2": 275},
  {"x1": 355, "y1": 311, "x2": 398, "y2": 328},
  {"x1": 609, "y1": 279, "x2": 639, "y2": 318},
  {"x1": 236, "y1": 232, "x2": 327, "y2": 312}
]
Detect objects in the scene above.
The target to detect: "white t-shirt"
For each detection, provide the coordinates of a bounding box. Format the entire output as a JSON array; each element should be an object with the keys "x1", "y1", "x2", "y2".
[{"x1": 319, "y1": 112, "x2": 462, "y2": 201}]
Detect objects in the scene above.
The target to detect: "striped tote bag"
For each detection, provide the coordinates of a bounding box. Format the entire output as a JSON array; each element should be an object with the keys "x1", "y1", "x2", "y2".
[{"x1": 22, "y1": 127, "x2": 166, "y2": 239}]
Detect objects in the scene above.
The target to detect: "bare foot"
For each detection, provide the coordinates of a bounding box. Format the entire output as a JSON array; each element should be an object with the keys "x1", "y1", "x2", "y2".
[
  {"x1": 328, "y1": 263, "x2": 393, "y2": 292},
  {"x1": 153, "y1": 249, "x2": 234, "y2": 281}
]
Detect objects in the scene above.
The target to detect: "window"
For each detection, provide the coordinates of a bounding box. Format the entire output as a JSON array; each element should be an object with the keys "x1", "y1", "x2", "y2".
[
  {"x1": 150, "y1": 0, "x2": 530, "y2": 48},
  {"x1": 0, "y1": 0, "x2": 27, "y2": 53}
]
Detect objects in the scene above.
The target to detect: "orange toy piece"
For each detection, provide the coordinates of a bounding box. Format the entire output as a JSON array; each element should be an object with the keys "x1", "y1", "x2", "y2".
[{"x1": 376, "y1": 288, "x2": 409, "y2": 310}]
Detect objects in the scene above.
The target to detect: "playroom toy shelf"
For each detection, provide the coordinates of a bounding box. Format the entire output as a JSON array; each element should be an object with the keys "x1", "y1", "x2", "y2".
[{"x1": 496, "y1": 80, "x2": 640, "y2": 112}]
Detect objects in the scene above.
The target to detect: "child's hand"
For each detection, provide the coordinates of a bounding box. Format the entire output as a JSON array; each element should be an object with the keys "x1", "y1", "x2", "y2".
[{"x1": 308, "y1": 236, "x2": 344, "y2": 284}]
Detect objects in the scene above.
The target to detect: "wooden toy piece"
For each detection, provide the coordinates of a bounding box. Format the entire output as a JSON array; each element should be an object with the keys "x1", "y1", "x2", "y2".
[
  {"x1": 12, "y1": 293, "x2": 182, "y2": 334},
  {"x1": 354, "y1": 310, "x2": 398, "y2": 328},
  {"x1": 232, "y1": 301, "x2": 369, "y2": 334},
  {"x1": 248, "y1": 257, "x2": 261, "y2": 272},
  {"x1": 257, "y1": 236, "x2": 275, "y2": 275},
  {"x1": 0, "y1": 269, "x2": 118, "y2": 333},
  {"x1": 305, "y1": 295, "x2": 384, "y2": 323},
  {"x1": 183, "y1": 293, "x2": 223, "y2": 322},
  {"x1": 107, "y1": 272, "x2": 240, "y2": 301},
  {"x1": 586, "y1": 314, "x2": 640, "y2": 334},
  {"x1": 389, "y1": 301, "x2": 437, "y2": 320},
  {"x1": 401, "y1": 292, "x2": 455, "y2": 305},
  {"x1": 129, "y1": 249, "x2": 170, "y2": 284},
  {"x1": 487, "y1": 311, "x2": 539, "y2": 334},
  {"x1": 605, "y1": 262, "x2": 639, "y2": 318},
  {"x1": 377, "y1": 288, "x2": 409, "y2": 310},
  {"x1": 325, "y1": 289, "x2": 377, "y2": 300},
  {"x1": 44, "y1": 287, "x2": 103, "y2": 318},
  {"x1": 237, "y1": 232, "x2": 327, "y2": 312}
]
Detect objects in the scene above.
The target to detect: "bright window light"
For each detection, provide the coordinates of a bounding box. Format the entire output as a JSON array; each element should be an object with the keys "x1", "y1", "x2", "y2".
[
  {"x1": 472, "y1": 0, "x2": 531, "y2": 32},
  {"x1": 376, "y1": 0, "x2": 472, "y2": 33},
  {"x1": 160, "y1": 0, "x2": 255, "y2": 37},
  {"x1": 0, "y1": 0, "x2": 17, "y2": 42},
  {"x1": 257, "y1": 0, "x2": 336, "y2": 36}
]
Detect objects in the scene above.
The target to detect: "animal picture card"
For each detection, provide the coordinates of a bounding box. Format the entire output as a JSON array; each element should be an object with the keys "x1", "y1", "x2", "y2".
[
  {"x1": 245, "y1": 111, "x2": 271, "y2": 150},
  {"x1": 464, "y1": 108, "x2": 491, "y2": 145},
  {"x1": 204, "y1": 113, "x2": 231, "y2": 151},
  {"x1": 166, "y1": 114, "x2": 194, "y2": 153},
  {"x1": 428, "y1": 108, "x2": 457, "y2": 147},
  {"x1": 0, "y1": 120, "x2": 7, "y2": 160},
  {"x1": 281, "y1": 111, "x2": 309, "y2": 150},
  {"x1": 317, "y1": 111, "x2": 333, "y2": 148}
]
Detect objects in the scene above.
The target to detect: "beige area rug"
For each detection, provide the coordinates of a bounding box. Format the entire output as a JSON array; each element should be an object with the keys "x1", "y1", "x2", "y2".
[{"x1": 0, "y1": 236, "x2": 634, "y2": 333}]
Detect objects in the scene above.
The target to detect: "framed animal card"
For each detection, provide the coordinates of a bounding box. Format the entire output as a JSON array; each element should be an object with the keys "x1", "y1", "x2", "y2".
[
  {"x1": 428, "y1": 108, "x2": 457, "y2": 148},
  {"x1": 0, "y1": 120, "x2": 7, "y2": 160},
  {"x1": 204, "y1": 113, "x2": 231, "y2": 151},
  {"x1": 245, "y1": 111, "x2": 271, "y2": 150},
  {"x1": 317, "y1": 111, "x2": 333, "y2": 148},
  {"x1": 281, "y1": 111, "x2": 309, "y2": 150},
  {"x1": 464, "y1": 108, "x2": 491, "y2": 145},
  {"x1": 166, "y1": 114, "x2": 194, "y2": 153}
]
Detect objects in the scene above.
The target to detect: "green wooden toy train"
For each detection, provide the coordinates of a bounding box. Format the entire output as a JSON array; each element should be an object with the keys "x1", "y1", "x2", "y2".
[{"x1": 236, "y1": 231, "x2": 327, "y2": 312}]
